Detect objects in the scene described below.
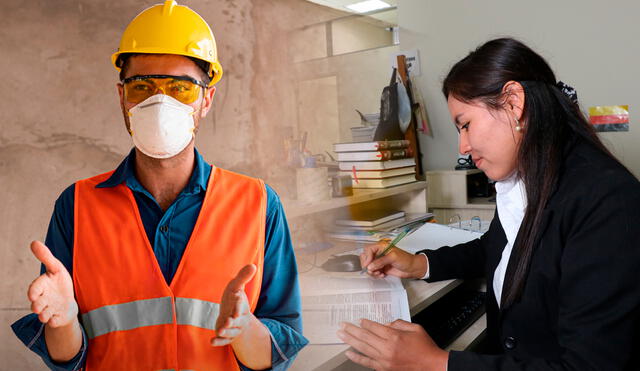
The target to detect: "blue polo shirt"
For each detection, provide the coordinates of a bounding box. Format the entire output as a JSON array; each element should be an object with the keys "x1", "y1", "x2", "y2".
[{"x1": 11, "y1": 148, "x2": 308, "y2": 371}]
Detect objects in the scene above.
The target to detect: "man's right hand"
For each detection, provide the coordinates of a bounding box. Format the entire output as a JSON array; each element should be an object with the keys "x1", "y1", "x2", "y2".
[
  {"x1": 28, "y1": 240, "x2": 78, "y2": 328},
  {"x1": 360, "y1": 242, "x2": 428, "y2": 279}
]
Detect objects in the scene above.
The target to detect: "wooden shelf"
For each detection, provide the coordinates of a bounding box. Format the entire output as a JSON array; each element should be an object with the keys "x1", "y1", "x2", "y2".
[
  {"x1": 282, "y1": 181, "x2": 427, "y2": 218},
  {"x1": 429, "y1": 200, "x2": 495, "y2": 210}
]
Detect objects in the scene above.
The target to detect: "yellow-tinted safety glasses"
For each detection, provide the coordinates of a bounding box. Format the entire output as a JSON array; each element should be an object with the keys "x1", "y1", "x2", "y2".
[{"x1": 122, "y1": 74, "x2": 207, "y2": 105}]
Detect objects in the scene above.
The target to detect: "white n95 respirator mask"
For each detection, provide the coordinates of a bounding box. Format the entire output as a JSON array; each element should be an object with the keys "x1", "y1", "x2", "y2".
[{"x1": 128, "y1": 94, "x2": 196, "y2": 159}]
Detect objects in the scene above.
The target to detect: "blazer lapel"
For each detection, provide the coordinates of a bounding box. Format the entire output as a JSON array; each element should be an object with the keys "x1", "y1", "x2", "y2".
[{"x1": 499, "y1": 209, "x2": 554, "y2": 314}]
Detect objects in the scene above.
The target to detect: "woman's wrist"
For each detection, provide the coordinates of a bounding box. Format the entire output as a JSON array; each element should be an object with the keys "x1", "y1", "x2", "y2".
[{"x1": 411, "y1": 253, "x2": 429, "y2": 279}]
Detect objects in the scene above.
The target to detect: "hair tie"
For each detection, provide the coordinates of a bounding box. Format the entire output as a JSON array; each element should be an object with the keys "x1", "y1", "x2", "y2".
[{"x1": 555, "y1": 81, "x2": 578, "y2": 105}]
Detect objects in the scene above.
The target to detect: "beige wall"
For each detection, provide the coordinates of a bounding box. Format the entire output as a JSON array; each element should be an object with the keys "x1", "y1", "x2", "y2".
[
  {"x1": 294, "y1": 44, "x2": 399, "y2": 155},
  {"x1": 399, "y1": 0, "x2": 640, "y2": 177},
  {"x1": 331, "y1": 15, "x2": 394, "y2": 56}
]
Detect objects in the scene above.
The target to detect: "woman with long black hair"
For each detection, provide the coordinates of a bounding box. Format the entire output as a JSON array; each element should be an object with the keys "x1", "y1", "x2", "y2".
[{"x1": 337, "y1": 38, "x2": 640, "y2": 370}]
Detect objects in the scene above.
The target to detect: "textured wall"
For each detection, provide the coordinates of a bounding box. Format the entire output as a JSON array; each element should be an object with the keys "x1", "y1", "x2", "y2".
[
  {"x1": 0, "y1": 0, "x2": 390, "y2": 367},
  {"x1": 0, "y1": 0, "x2": 324, "y2": 368}
]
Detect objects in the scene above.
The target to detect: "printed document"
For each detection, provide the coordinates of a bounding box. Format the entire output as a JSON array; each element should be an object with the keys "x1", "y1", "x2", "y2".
[{"x1": 300, "y1": 275, "x2": 410, "y2": 344}]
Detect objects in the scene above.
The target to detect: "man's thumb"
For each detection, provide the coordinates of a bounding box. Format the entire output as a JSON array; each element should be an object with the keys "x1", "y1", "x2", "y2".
[
  {"x1": 229, "y1": 264, "x2": 257, "y2": 292},
  {"x1": 30, "y1": 240, "x2": 61, "y2": 274}
]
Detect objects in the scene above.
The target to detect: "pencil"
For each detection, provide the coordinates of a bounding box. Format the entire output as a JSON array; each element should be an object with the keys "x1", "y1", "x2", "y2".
[{"x1": 360, "y1": 229, "x2": 410, "y2": 274}]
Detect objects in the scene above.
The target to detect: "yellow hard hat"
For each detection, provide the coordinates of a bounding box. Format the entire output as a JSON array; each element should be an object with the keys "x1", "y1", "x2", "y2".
[{"x1": 112, "y1": 0, "x2": 223, "y2": 87}]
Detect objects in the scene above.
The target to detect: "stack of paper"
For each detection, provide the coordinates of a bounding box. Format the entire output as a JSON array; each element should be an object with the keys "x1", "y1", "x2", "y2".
[{"x1": 396, "y1": 222, "x2": 484, "y2": 254}]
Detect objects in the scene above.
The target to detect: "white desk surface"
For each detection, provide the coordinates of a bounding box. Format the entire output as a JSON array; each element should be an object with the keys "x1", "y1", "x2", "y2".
[
  {"x1": 291, "y1": 223, "x2": 484, "y2": 371},
  {"x1": 290, "y1": 278, "x2": 462, "y2": 371}
]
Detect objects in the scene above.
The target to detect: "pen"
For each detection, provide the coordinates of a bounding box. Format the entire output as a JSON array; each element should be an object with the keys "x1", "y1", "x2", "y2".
[{"x1": 360, "y1": 228, "x2": 410, "y2": 275}]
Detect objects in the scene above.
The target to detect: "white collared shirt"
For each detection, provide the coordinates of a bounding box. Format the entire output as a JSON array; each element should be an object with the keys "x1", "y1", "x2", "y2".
[{"x1": 493, "y1": 173, "x2": 527, "y2": 308}]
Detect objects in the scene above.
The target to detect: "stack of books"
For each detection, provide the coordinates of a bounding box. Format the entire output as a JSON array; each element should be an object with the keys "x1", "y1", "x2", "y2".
[
  {"x1": 327, "y1": 211, "x2": 433, "y2": 242},
  {"x1": 333, "y1": 140, "x2": 417, "y2": 189}
]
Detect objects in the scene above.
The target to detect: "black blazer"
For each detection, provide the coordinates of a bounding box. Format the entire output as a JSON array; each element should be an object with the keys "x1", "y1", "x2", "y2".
[{"x1": 420, "y1": 138, "x2": 640, "y2": 370}]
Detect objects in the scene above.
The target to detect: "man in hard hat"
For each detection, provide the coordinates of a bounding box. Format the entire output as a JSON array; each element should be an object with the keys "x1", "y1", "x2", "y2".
[{"x1": 11, "y1": 1, "x2": 307, "y2": 370}]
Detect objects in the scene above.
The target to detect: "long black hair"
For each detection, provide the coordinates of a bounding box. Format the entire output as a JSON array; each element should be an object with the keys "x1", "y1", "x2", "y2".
[{"x1": 442, "y1": 38, "x2": 616, "y2": 308}]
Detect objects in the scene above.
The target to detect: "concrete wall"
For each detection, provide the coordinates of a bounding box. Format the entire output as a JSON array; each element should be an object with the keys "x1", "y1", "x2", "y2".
[
  {"x1": 399, "y1": 0, "x2": 640, "y2": 177},
  {"x1": 0, "y1": 0, "x2": 337, "y2": 368}
]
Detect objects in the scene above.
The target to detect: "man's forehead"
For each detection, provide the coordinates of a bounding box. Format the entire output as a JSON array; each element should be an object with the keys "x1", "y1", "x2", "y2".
[{"x1": 125, "y1": 54, "x2": 201, "y2": 79}]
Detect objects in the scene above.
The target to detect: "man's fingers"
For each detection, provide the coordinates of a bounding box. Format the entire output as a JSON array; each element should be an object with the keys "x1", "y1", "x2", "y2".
[
  {"x1": 30, "y1": 241, "x2": 61, "y2": 274},
  {"x1": 38, "y1": 306, "x2": 53, "y2": 324},
  {"x1": 31, "y1": 295, "x2": 49, "y2": 314},
  {"x1": 227, "y1": 264, "x2": 257, "y2": 293},
  {"x1": 211, "y1": 337, "x2": 233, "y2": 347},
  {"x1": 232, "y1": 292, "x2": 250, "y2": 318},
  {"x1": 27, "y1": 275, "x2": 47, "y2": 302},
  {"x1": 345, "y1": 350, "x2": 380, "y2": 370},
  {"x1": 216, "y1": 315, "x2": 232, "y2": 331},
  {"x1": 48, "y1": 314, "x2": 64, "y2": 328},
  {"x1": 216, "y1": 327, "x2": 242, "y2": 338},
  {"x1": 388, "y1": 319, "x2": 417, "y2": 331}
]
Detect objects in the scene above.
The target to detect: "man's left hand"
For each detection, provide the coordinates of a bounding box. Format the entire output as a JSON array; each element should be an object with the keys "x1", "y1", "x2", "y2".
[
  {"x1": 211, "y1": 264, "x2": 257, "y2": 346},
  {"x1": 337, "y1": 319, "x2": 449, "y2": 371}
]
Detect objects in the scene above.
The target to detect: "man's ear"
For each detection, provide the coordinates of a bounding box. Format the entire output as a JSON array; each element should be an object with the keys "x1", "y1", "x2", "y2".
[
  {"x1": 117, "y1": 83, "x2": 133, "y2": 135},
  {"x1": 200, "y1": 86, "x2": 216, "y2": 118},
  {"x1": 117, "y1": 83, "x2": 125, "y2": 107},
  {"x1": 502, "y1": 80, "x2": 525, "y2": 121}
]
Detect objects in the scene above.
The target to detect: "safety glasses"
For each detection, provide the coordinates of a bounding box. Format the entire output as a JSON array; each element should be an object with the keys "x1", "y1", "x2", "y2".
[{"x1": 122, "y1": 74, "x2": 207, "y2": 105}]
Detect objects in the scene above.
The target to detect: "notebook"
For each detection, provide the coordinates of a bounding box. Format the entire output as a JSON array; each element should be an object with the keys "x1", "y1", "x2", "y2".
[
  {"x1": 335, "y1": 210, "x2": 405, "y2": 227},
  {"x1": 333, "y1": 140, "x2": 410, "y2": 153}
]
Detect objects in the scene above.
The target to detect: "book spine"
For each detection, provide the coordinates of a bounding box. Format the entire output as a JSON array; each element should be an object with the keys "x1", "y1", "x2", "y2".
[
  {"x1": 377, "y1": 148, "x2": 413, "y2": 160},
  {"x1": 377, "y1": 140, "x2": 410, "y2": 150}
]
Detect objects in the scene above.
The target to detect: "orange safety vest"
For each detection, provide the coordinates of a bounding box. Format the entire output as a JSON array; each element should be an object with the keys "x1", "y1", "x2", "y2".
[{"x1": 72, "y1": 166, "x2": 266, "y2": 371}]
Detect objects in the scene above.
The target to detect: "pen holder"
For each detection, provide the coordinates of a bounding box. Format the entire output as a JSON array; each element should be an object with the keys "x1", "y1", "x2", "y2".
[{"x1": 296, "y1": 167, "x2": 330, "y2": 204}]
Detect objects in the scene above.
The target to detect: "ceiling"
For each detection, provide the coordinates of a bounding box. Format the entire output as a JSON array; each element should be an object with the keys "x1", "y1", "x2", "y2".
[{"x1": 304, "y1": 0, "x2": 398, "y2": 24}]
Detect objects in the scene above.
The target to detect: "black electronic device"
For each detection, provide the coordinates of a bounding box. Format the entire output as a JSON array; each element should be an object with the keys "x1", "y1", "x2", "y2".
[
  {"x1": 455, "y1": 155, "x2": 476, "y2": 170},
  {"x1": 467, "y1": 171, "x2": 494, "y2": 198},
  {"x1": 412, "y1": 286, "x2": 486, "y2": 349},
  {"x1": 321, "y1": 254, "x2": 362, "y2": 272}
]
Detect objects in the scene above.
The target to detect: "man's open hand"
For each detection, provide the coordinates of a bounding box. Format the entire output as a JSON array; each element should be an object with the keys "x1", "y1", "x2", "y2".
[{"x1": 212, "y1": 264, "x2": 257, "y2": 346}]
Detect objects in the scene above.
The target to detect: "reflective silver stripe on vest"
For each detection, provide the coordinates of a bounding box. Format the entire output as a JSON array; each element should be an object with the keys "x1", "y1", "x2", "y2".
[
  {"x1": 81, "y1": 296, "x2": 173, "y2": 339},
  {"x1": 81, "y1": 296, "x2": 221, "y2": 339},
  {"x1": 175, "y1": 297, "x2": 220, "y2": 330}
]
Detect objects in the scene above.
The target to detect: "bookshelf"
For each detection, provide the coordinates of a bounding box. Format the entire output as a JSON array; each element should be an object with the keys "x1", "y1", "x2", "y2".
[{"x1": 282, "y1": 180, "x2": 428, "y2": 219}]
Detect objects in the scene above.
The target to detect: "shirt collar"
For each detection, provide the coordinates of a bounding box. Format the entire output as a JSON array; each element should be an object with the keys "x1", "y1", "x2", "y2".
[{"x1": 96, "y1": 148, "x2": 210, "y2": 195}]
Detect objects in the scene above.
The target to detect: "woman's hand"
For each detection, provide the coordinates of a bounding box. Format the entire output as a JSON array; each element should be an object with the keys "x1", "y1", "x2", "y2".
[
  {"x1": 360, "y1": 241, "x2": 428, "y2": 279},
  {"x1": 337, "y1": 319, "x2": 448, "y2": 371}
]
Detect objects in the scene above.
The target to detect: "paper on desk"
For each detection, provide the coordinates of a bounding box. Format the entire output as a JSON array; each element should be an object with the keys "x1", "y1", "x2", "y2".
[
  {"x1": 300, "y1": 275, "x2": 410, "y2": 344},
  {"x1": 396, "y1": 222, "x2": 483, "y2": 254}
]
